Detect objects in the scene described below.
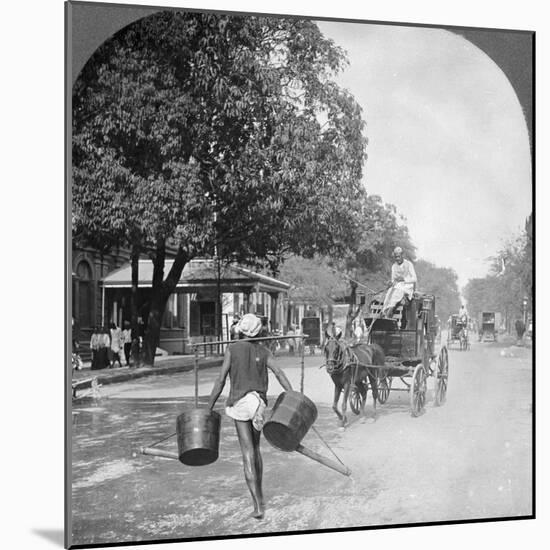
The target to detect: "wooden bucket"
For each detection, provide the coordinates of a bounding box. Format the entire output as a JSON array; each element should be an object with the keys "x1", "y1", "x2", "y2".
[
  {"x1": 263, "y1": 391, "x2": 318, "y2": 451},
  {"x1": 176, "y1": 408, "x2": 221, "y2": 466}
]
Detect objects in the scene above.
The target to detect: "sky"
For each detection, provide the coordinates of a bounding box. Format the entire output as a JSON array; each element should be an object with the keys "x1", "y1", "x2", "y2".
[{"x1": 316, "y1": 21, "x2": 532, "y2": 289}]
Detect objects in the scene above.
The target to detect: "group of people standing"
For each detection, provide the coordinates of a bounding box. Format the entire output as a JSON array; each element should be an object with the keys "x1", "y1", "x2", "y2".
[{"x1": 90, "y1": 321, "x2": 133, "y2": 370}]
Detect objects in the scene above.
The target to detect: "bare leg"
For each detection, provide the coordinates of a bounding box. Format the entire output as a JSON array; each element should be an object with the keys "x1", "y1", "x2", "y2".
[{"x1": 234, "y1": 420, "x2": 264, "y2": 519}]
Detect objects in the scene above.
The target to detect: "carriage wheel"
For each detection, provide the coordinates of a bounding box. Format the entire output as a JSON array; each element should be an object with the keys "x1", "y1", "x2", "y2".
[
  {"x1": 434, "y1": 346, "x2": 449, "y2": 406},
  {"x1": 410, "y1": 364, "x2": 427, "y2": 417},
  {"x1": 349, "y1": 384, "x2": 366, "y2": 415},
  {"x1": 378, "y1": 376, "x2": 392, "y2": 404}
]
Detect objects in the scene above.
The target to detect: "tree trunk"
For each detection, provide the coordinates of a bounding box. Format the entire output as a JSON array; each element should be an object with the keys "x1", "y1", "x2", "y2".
[
  {"x1": 142, "y1": 239, "x2": 190, "y2": 366},
  {"x1": 216, "y1": 257, "x2": 222, "y2": 343},
  {"x1": 130, "y1": 244, "x2": 141, "y2": 366}
]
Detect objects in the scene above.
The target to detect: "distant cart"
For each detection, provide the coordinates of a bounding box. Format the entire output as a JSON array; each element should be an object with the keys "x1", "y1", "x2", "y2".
[
  {"x1": 301, "y1": 317, "x2": 321, "y2": 355},
  {"x1": 479, "y1": 312, "x2": 498, "y2": 342},
  {"x1": 447, "y1": 314, "x2": 469, "y2": 350}
]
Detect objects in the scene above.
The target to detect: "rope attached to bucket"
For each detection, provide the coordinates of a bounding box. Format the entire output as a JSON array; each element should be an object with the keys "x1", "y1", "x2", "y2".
[
  {"x1": 146, "y1": 432, "x2": 177, "y2": 448},
  {"x1": 311, "y1": 425, "x2": 347, "y2": 469}
]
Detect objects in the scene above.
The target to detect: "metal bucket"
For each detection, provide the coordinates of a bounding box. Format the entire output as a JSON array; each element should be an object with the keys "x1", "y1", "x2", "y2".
[
  {"x1": 176, "y1": 408, "x2": 221, "y2": 466},
  {"x1": 263, "y1": 391, "x2": 318, "y2": 451}
]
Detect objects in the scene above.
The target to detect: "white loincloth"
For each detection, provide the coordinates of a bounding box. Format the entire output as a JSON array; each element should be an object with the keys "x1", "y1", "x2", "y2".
[{"x1": 225, "y1": 391, "x2": 266, "y2": 431}]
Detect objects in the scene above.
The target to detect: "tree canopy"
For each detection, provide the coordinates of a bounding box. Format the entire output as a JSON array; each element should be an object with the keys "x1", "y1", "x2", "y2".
[
  {"x1": 276, "y1": 193, "x2": 416, "y2": 335},
  {"x1": 72, "y1": 11, "x2": 368, "y2": 363},
  {"x1": 414, "y1": 259, "x2": 461, "y2": 322},
  {"x1": 329, "y1": 193, "x2": 415, "y2": 334},
  {"x1": 277, "y1": 255, "x2": 346, "y2": 308}
]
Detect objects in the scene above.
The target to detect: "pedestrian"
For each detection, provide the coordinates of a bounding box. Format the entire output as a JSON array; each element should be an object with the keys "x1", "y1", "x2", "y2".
[
  {"x1": 229, "y1": 314, "x2": 240, "y2": 341},
  {"x1": 109, "y1": 322, "x2": 123, "y2": 368},
  {"x1": 515, "y1": 318, "x2": 526, "y2": 345},
  {"x1": 72, "y1": 317, "x2": 83, "y2": 371},
  {"x1": 72, "y1": 316, "x2": 80, "y2": 353},
  {"x1": 458, "y1": 305, "x2": 469, "y2": 325},
  {"x1": 208, "y1": 313, "x2": 293, "y2": 520},
  {"x1": 287, "y1": 324, "x2": 295, "y2": 355},
  {"x1": 95, "y1": 326, "x2": 110, "y2": 369},
  {"x1": 122, "y1": 321, "x2": 132, "y2": 366},
  {"x1": 90, "y1": 326, "x2": 100, "y2": 370}
]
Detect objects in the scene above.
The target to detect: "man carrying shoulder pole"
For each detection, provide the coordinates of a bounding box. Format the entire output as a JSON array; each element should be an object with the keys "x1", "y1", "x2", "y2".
[{"x1": 207, "y1": 313, "x2": 293, "y2": 520}]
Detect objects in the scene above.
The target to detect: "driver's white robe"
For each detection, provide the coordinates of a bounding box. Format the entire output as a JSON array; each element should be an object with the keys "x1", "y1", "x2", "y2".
[{"x1": 382, "y1": 259, "x2": 417, "y2": 314}]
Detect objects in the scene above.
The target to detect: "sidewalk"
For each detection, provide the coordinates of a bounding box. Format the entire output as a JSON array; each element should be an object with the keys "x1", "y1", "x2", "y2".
[{"x1": 71, "y1": 353, "x2": 224, "y2": 392}]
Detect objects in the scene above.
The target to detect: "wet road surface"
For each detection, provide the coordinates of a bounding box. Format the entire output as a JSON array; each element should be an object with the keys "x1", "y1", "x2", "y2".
[{"x1": 70, "y1": 339, "x2": 532, "y2": 546}]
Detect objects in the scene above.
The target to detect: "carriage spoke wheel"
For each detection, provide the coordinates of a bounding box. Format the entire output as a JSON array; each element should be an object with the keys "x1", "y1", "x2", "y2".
[
  {"x1": 434, "y1": 346, "x2": 449, "y2": 406},
  {"x1": 378, "y1": 376, "x2": 392, "y2": 404},
  {"x1": 349, "y1": 384, "x2": 366, "y2": 415},
  {"x1": 410, "y1": 364, "x2": 427, "y2": 417}
]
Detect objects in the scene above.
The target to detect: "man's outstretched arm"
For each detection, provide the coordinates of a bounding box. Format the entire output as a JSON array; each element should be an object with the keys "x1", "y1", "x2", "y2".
[
  {"x1": 267, "y1": 357, "x2": 293, "y2": 392},
  {"x1": 208, "y1": 350, "x2": 231, "y2": 409}
]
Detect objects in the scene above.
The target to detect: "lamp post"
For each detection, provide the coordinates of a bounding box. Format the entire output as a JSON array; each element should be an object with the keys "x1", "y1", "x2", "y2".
[{"x1": 523, "y1": 296, "x2": 528, "y2": 326}]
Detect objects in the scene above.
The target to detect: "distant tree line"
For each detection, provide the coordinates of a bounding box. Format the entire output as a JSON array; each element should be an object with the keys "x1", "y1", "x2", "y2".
[{"x1": 463, "y1": 214, "x2": 532, "y2": 331}]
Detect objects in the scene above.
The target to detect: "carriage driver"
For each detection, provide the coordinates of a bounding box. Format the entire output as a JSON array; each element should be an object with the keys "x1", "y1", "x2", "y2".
[{"x1": 381, "y1": 247, "x2": 417, "y2": 318}]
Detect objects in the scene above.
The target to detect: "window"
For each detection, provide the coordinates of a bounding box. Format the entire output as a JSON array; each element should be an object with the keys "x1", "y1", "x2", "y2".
[{"x1": 76, "y1": 260, "x2": 93, "y2": 328}]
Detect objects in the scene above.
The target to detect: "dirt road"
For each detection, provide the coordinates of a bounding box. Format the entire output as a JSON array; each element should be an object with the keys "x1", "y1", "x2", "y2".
[{"x1": 70, "y1": 339, "x2": 532, "y2": 546}]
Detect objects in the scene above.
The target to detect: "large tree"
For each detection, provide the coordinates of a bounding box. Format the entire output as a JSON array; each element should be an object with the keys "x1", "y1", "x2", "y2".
[{"x1": 73, "y1": 11, "x2": 367, "y2": 365}]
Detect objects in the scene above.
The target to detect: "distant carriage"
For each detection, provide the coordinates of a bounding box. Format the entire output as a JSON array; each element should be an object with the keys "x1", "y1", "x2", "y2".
[
  {"x1": 447, "y1": 314, "x2": 469, "y2": 350},
  {"x1": 478, "y1": 311, "x2": 498, "y2": 342},
  {"x1": 301, "y1": 317, "x2": 321, "y2": 355}
]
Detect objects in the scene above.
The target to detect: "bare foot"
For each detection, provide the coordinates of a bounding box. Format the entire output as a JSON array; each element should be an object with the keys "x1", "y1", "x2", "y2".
[{"x1": 251, "y1": 507, "x2": 265, "y2": 520}]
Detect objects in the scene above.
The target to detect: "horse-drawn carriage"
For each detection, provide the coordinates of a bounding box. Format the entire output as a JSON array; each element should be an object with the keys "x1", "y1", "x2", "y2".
[
  {"x1": 447, "y1": 314, "x2": 469, "y2": 350},
  {"x1": 323, "y1": 293, "x2": 449, "y2": 425},
  {"x1": 478, "y1": 311, "x2": 498, "y2": 342}
]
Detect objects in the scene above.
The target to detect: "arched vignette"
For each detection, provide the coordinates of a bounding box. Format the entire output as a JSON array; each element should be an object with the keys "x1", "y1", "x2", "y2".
[{"x1": 66, "y1": 3, "x2": 533, "y2": 149}]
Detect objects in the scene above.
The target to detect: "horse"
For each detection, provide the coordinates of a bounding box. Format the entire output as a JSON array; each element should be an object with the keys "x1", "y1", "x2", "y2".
[{"x1": 323, "y1": 332, "x2": 385, "y2": 427}]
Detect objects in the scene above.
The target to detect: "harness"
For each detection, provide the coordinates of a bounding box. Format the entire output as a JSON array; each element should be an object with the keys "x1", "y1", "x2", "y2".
[{"x1": 324, "y1": 338, "x2": 358, "y2": 375}]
